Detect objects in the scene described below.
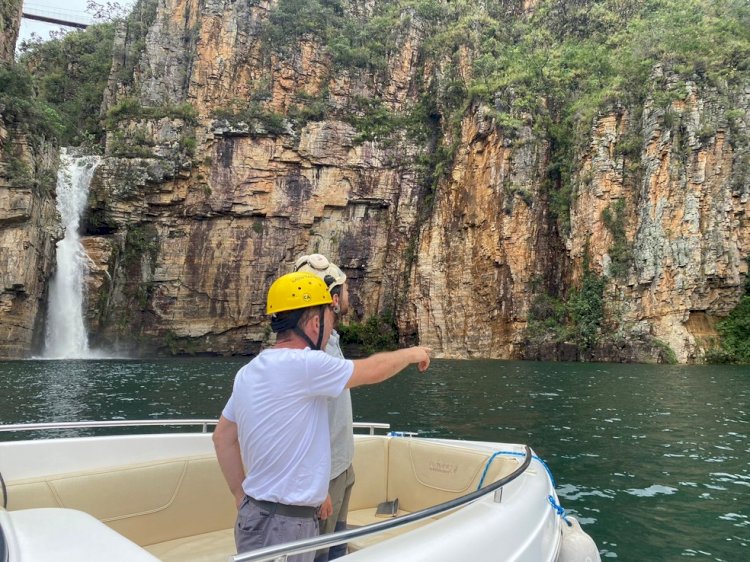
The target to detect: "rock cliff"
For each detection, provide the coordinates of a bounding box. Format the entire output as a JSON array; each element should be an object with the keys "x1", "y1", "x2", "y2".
[
  {"x1": 567, "y1": 78, "x2": 750, "y2": 362},
  {"x1": 0, "y1": 0, "x2": 60, "y2": 357},
  {"x1": 81, "y1": 1, "x2": 750, "y2": 361},
  {"x1": 0, "y1": 0, "x2": 22, "y2": 62},
  {"x1": 2, "y1": 0, "x2": 749, "y2": 362}
]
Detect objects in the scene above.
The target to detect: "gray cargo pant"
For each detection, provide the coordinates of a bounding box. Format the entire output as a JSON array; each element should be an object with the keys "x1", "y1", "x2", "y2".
[
  {"x1": 315, "y1": 464, "x2": 355, "y2": 562},
  {"x1": 235, "y1": 496, "x2": 319, "y2": 562}
]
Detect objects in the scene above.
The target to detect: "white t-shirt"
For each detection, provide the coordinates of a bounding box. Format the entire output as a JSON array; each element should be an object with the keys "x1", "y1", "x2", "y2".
[
  {"x1": 325, "y1": 330, "x2": 354, "y2": 479},
  {"x1": 222, "y1": 347, "x2": 354, "y2": 506}
]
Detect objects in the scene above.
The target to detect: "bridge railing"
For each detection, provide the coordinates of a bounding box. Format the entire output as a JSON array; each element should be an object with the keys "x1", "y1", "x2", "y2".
[{"x1": 22, "y1": 3, "x2": 91, "y2": 29}]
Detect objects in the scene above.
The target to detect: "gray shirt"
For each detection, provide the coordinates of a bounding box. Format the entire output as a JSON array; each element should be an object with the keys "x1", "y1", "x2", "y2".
[{"x1": 324, "y1": 330, "x2": 355, "y2": 479}]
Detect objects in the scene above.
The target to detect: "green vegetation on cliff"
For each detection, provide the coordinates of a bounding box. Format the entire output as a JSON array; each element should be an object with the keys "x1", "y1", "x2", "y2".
[
  {"x1": 18, "y1": 24, "x2": 116, "y2": 146},
  {"x1": 706, "y1": 258, "x2": 750, "y2": 364},
  {"x1": 339, "y1": 312, "x2": 400, "y2": 355},
  {"x1": 526, "y1": 267, "x2": 606, "y2": 352},
  {"x1": 18, "y1": 0, "x2": 747, "y2": 186},
  {"x1": 257, "y1": 0, "x2": 750, "y2": 215},
  {"x1": 0, "y1": 63, "x2": 62, "y2": 140},
  {"x1": 13, "y1": 0, "x2": 160, "y2": 147},
  {"x1": 710, "y1": 297, "x2": 750, "y2": 363},
  {"x1": 0, "y1": 63, "x2": 61, "y2": 191},
  {"x1": 601, "y1": 199, "x2": 631, "y2": 279}
]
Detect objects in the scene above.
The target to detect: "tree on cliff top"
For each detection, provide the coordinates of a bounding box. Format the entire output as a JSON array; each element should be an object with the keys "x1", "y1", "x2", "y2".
[{"x1": 18, "y1": 22, "x2": 115, "y2": 146}]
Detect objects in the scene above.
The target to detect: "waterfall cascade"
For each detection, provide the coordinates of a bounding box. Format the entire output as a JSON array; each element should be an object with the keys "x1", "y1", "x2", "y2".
[{"x1": 44, "y1": 149, "x2": 102, "y2": 359}]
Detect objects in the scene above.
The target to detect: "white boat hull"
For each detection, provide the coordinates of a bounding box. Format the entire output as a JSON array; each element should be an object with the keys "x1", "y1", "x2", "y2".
[{"x1": 0, "y1": 426, "x2": 598, "y2": 562}]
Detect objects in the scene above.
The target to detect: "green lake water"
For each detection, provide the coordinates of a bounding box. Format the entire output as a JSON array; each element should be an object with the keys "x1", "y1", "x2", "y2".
[{"x1": 0, "y1": 358, "x2": 748, "y2": 560}]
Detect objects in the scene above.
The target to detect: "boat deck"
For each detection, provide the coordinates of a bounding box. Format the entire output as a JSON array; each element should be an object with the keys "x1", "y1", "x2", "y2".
[{"x1": 2, "y1": 433, "x2": 522, "y2": 561}]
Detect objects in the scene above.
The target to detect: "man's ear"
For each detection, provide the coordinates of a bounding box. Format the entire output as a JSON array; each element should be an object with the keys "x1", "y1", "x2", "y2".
[
  {"x1": 332, "y1": 294, "x2": 341, "y2": 315},
  {"x1": 302, "y1": 312, "x2": 320, "y2": 335}
]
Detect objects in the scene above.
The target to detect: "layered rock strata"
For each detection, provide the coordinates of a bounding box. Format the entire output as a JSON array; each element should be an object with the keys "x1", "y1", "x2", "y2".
[
  {"x1": 78, "y1": 0, "x2": 427, "y2": 356},
  {"x1": 0, "y1": 0, "x2": 60, "y2": 357},
  {"x1": 84, "y1": 1, "x2": 750, "y2": 361},
  {"x1": 2, "y1": 0, "x2": 748, "y2": 362},
  {"x1": 0, "y1": 0, "x2": 22, "y2": 62},
  {"x1": 567, "y1": 80, "x2": 750, "y2": 362}
]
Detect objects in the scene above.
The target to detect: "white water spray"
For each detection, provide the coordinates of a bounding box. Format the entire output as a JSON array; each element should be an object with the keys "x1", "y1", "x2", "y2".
[{"x1": 44, "y1": 149, "x2": 102, "y2": 359}]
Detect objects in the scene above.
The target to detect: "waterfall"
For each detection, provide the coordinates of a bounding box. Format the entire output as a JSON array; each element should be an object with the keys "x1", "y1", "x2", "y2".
[{"x1": 44, "y1": 149, "x2": 102, "y2": 359}]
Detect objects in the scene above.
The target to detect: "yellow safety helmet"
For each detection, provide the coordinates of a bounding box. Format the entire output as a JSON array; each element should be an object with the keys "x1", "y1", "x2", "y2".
[{"x1": 266, "y1": 271, "x2": 333, "y2": 315}]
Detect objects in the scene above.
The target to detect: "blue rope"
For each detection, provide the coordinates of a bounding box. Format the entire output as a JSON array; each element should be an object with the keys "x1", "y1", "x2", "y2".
[
  {"x1": 548, "y1": 495, "x2": 573, "y2": 527},
  {"x1": 476, "y1": 450, "x2": 557, "y2": 490},
  {"x1": 477, "y1": 450, "x2": 571, "y2": 526}
]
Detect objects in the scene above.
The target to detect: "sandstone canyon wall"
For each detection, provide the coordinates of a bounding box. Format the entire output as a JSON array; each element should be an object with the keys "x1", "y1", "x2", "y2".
[
  {"x1": 0, "y1": 0, "x2": 60, "y2": 357},
  {"x1": 1, "y1": 0, "x2": 748, "y2": 362}
]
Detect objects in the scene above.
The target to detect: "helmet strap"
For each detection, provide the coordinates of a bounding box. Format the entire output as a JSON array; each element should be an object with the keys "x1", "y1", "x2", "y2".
[
  {"x1": 292, "y1": 307, "x2": 326, "y2": 351},
  {"x1": 293, "y1": 326, "x2": 317, "y2": 350},
  {"x1": 315, "y1": 307, "x2": 325, "y2": 350}
]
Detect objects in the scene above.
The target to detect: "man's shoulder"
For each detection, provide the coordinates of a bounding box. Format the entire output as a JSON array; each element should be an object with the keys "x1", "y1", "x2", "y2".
[
  {"x1": 263, "y1": 346, "x2": 344, "y2": 364},
  {"x1": 248, "y1": 347, "x2": 310, "y2": 369}
]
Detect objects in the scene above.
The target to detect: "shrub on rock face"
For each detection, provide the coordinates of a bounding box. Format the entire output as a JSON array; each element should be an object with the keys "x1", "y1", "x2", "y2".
[
  {"x1": 339, "y1": 312, "x2": 399, "y2": 355},
  {"x1": 709, "y1": 296, "x2": 750, "y2": 364},
  {"x1": 706, "y1": 257, "x2": 750, "y2": 364}
]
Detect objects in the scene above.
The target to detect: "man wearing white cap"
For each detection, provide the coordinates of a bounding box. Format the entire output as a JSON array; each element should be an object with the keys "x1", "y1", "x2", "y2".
[{"x1": 295, "y1": 254, "x2": 353, "y2": 561}]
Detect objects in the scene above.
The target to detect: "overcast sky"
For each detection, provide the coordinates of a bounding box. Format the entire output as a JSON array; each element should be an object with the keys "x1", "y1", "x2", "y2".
[{"x1": 18, "y1": 0, "x2": 136, "y2": 47}]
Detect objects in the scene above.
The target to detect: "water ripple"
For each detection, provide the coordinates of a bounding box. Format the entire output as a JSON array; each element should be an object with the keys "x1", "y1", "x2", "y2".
[{"x1": 624, "y1": 484, "x2": 678, "y2": 497}]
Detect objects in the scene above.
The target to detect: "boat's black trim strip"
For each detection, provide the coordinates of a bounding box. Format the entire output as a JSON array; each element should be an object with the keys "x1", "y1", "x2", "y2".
[{"x1": 232, "y1": 444, "x2": 534, "y2": 562}]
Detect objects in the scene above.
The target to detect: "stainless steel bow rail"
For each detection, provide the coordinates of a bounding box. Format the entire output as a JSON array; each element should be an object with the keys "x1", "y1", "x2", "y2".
[
  {"x1": 0, "y1": 420, "x2": 390, "y2": 435},
  {"x1": 231, "y1": 445, "x2": 534, "y2": 562}
]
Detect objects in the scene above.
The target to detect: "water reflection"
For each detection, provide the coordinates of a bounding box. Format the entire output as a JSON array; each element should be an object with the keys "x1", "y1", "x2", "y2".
[{"x1": 38, "y1": 360, "x2": 90, "y2": 435}]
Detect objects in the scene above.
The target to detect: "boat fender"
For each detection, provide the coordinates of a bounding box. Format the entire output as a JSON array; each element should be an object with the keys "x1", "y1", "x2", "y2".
[{"x1": 557, "y1": 516, "x2": 601, "y2": 562}]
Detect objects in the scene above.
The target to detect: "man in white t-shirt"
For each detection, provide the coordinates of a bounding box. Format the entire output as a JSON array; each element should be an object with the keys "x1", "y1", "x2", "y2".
[{"x1": 213, "y1": 272, "x2": 430, "y2": 561}]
